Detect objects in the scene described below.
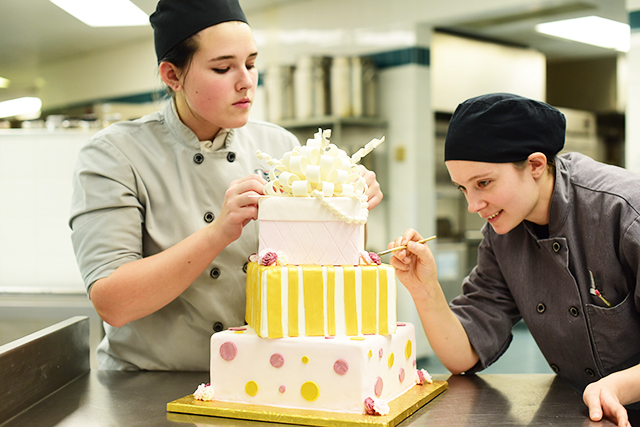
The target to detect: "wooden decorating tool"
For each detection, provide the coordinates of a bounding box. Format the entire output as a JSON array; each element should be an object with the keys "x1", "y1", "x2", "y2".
[{"x1": 377, "y1": 235, "x2": 437, "y2": 256}]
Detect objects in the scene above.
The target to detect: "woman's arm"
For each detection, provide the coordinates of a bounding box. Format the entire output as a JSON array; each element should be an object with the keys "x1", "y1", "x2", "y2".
[
  {"x1": 390, "y1": 228, "x2": 479, "y2": 374},
  {"x1": 90, "y1": 174, "x2": 265, "y2": 327}
]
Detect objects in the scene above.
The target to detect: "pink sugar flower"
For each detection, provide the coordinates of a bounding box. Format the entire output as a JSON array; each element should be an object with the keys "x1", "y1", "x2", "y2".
[
  {"x1": 368, "y1": 252, "x2": 381, "y2": 265},
  {"x1": 364, "y1": 396, "x2": 389, "y2": 416},
  {"x1": 261, "y1": 251, "x2": 278, "y2": 266}
]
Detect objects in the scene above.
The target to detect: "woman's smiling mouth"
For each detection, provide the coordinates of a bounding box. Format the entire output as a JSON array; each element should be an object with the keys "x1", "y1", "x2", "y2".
[{"x1": 486, "y1": 210, "x2": 503, "y2": 221}]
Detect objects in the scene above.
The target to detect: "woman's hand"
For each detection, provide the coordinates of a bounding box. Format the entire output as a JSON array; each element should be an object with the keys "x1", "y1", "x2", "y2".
[
  {"x1": 389, "y1": 228, "x2": 438, "y2": 297},
  {"x1": 213, "y1": 174, "x2": 266, "y2": 245},
  {"x1": 583, "y1": 366, "x2": 640, "y2": 427},
  {"x1": 358, "y1": 165, "x2": 383, "y2": 210},
  {"x1": 387, "y1": 228, "x2": 479, "y2": 374}
]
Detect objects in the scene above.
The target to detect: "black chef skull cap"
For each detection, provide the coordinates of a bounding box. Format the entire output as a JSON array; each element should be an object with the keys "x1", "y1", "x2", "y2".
[
  {"x1": 150, "y1": 0, "x2": 248, "y2": 63},
  {"x1": 444, "y1": 93, "x2": 566, "y2": 163}
]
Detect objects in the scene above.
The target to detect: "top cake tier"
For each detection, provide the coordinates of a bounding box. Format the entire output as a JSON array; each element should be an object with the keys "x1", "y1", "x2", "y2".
[
  {"x1": 258, "y1": 196, "x2": 365, "y2": 265},
  {"x1": 254, "y1": 129, "x2": 384, "y2": 266}
]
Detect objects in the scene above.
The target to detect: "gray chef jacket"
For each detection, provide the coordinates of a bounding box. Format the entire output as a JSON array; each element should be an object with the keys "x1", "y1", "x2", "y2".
[
  {"x1": 69, "y1": 100, "x2": 299, "y2": 370},
  {"x1": 451, "y1": 152, "x2": 640, "y2": 392}
]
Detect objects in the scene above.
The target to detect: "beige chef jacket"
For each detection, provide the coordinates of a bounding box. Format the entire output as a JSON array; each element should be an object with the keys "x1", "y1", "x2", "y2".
[{"x1": 69, "y1": 100, "x2": 299, "y2": 370}]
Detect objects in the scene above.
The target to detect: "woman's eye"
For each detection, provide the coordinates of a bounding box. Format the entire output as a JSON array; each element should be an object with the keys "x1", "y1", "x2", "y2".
[
  {"x1": 246, "y1": 64, "x2": 256, "y2": 70},
  {"x1": 212, "y1": 68, "x2": 230, "y2": 74},
  {"x1": 456, "y1": 185, "x2": 466, "y2": 192},
  {"x1": 478, "y1": 180, "x2": 490, "y2": 188}
]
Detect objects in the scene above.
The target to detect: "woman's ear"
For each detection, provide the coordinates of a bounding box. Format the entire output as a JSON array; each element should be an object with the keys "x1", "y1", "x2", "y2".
[
  {"x1": 159, "y1": 62, "x2": 182, "y2": 92},
  {"x1": 528, "y1": 152, "x2": 548, "y2": 179}
]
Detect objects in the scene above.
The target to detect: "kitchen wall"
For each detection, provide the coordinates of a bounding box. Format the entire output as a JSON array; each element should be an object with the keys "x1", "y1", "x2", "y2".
[
  {"x1": 627, "y1": 1, "x2": 640, "y2": 173},
  {"x1": 1, "y1": 0, "x2": 637, "y2": 362}
]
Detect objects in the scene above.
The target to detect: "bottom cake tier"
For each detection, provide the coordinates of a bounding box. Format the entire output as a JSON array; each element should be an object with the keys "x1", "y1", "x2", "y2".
[{"x1": 209, "y1": 323, "x2": 418, "y2": 414}]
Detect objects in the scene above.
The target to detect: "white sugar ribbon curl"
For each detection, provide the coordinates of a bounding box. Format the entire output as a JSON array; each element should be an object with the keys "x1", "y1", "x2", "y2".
[{"x1": 256, "y1": 129, "x2": 384, "y2": 224}]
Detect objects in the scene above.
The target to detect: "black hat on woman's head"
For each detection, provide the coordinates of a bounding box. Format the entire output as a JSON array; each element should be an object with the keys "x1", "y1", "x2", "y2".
[
  {"x1": 150, "y1": 0, "x2": 248, "y2": 63},
  {"x1": 444, "y1": 93, "x2": 566, "y2": 163}
]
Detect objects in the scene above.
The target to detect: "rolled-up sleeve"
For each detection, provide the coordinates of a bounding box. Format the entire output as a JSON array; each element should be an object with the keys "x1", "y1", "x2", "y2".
[{"x1": 69, "y1": 137, "x2": 145, "y2": 296}]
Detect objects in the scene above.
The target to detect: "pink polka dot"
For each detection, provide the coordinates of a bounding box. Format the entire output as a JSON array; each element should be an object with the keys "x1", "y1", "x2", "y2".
[
  {"x1": 333, "y1": 359, "x2": 349, "y2": 375},
  {"x1": 378, "y1": 348, "x2": 383, "y2": 358},
  {"x1": 374, "y1": 376, "x2": 383, "y2": 397},
  {"x1": 270, "y1": 353, "x2": 285, "y2": 368},
  {"x1": 399, "y1": 368, "x2": 405, "y2": 382},
  {"x1": 219, "y1": 342, "x2": 237, "y2": 361},
  {"x1": 279, "y1": 385, "x2": 286, "y2": 393}
]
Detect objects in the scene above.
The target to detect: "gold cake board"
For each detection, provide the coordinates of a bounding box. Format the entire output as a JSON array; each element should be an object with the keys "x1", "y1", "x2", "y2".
[{"x1": 167, "y1": 381, "x2": 447, "y2": 427}]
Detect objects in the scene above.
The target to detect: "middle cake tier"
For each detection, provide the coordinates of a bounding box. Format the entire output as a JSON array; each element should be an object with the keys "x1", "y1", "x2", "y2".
[{"x1": 246, "y1": 263, "x2": 397, "y2": 338}]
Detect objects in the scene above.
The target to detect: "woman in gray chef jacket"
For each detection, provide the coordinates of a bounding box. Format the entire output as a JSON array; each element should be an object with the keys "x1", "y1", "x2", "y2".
[
  {"x1": 69, "y1": 0, "x2": 383, "y2": 371},
  {"x1": 389, "y1": 93, "x2": 640, "y2": 427}
]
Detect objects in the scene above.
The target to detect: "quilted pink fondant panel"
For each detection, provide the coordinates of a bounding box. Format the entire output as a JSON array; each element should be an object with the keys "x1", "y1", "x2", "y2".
[{"x1": 259, "y1": 220, "x2": 364, "y2": 265}]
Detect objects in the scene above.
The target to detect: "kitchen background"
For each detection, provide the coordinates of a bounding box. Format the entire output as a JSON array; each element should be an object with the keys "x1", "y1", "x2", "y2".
[{"x1": 1, "y1": 0, "x2": 639, "y2": 371}]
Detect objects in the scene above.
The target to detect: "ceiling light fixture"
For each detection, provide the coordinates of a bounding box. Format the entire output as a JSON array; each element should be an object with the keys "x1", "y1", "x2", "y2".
[
  {"x1": 535, "y1": 16, "x2": 630, "y2": 52},
  {"x1": 0, "y1": 97, "x2": 42, "y2": 119},
  {"x1": 49, "y1": 0, "x2": 149, "y2": 27},
  {"x1": 0, "y1": 77, "x2": 10, "y2": 89}
]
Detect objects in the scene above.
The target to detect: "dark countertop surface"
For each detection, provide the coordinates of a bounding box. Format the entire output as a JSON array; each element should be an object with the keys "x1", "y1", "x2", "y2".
[{"x1": 3, "y1": 371, "x2": 633, "y2": 426}]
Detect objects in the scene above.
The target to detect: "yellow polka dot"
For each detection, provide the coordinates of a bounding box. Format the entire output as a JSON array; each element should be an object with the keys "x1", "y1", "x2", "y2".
[
  {"x1": 245, "y1": 381, "x2": 259, "y2": 396},
  {"x1": 388, "y1": 353, "x2": 395, "y2": 368},
  {"x1": 368, "y1": 350, "x2": 373, "y2": 358},
  {"x1": 405, "y1": 340, "x2": 412, "y2": 358},
  {"x1": 302, "y1": 356, "x2": 309, "y2": 364},
  {"x1": 350, "y1": 337, "x2": 365, "y2": 341},
  {"x1": 301, "y1": 381, "x2": 320, "y2": 401},
  {"x1": 234, "y1": 331, "x2": 244, "y2": 334}
]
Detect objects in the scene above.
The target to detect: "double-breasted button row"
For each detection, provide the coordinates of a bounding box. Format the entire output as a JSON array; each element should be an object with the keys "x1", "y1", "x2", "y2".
[
  {"x1": 552, "y1": 241, "x2": 562, "y2": 252},
  {"x1": 210, "y1": 264, "x2": 249, "y2": 280},
  {"x1": 204, "y1": 212, "x2": 215, "y2": 223},
  {"x1": 213, "y1": 322, "x2": 224, "y2": 332},
  {"x1": 549, "y1": 364, "x2": 596, "y2": 377},
  {"x1": 535, "y1": 303, "x2": 580, "y2": 317},
  {"x1": 192, "y1": 152, "x2": 237, "y2": 164}
]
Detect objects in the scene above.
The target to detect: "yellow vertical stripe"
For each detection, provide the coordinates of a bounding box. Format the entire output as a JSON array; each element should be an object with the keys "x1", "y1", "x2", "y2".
[
  {"x1": 288, "y1": 267, "x2": 299, "y2": 337},
  {"x1": 266, "y1": 268, "x2": 283, "y2": 338},
  {"x1": 244, "y1": 262, "x2": 257, "y2": 327},
  {"x1": 327, "y1": 267, "x2": 335, "y2": 336},
  {"x1": 361, "y1": 267, "x2": 377, "y2": 334},
  {"x1": 343, "y1": 266, "x2": 358, "y2": 335},
  {"x1": 303, "y1": 266, "x2": 324, "y2": 336},
  {"x1": 252, "y1": 264, "x2": 263, "y2": 335},
  {"x1": 379, "y1": 267, "x2": 389, "y2": 335}
]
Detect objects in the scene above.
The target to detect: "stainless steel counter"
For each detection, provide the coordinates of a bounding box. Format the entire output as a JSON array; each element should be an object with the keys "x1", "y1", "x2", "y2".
[
  {"x1": 4, "y1": 371, "x2": 638, "y2": 426},
  {"x1": 1, "y1": 318, "x2": 637, "y2": 426}
]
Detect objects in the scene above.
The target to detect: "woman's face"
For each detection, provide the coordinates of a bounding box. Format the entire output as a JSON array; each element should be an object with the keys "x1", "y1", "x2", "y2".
[
  {"x1": 446, "y1": 159, "x2": 543, "y2": 235},
  {"x1": 175, "y1": 21, "x2": 258, "y2": 139}
]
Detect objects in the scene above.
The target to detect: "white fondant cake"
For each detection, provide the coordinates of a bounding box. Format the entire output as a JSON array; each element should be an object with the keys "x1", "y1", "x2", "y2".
[
  {"x1": 201, "y1": 129, "x2": 429, "y2": 416},
  {"x1": 209, "y1": 323, "x2": 418, "y2": 414}
]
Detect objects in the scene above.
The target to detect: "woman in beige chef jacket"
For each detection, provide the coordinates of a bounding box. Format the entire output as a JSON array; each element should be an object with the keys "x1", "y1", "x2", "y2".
[
  {"x1": 389, "y1": 93, "x2": 640, "y2": 427},
  {"x1": 69, "y1": 0, "x2": 382, "y2": 371}
]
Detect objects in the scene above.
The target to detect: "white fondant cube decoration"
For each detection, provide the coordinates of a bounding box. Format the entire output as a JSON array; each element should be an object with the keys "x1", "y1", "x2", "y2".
[{"x1": 258, "y1": 197, "x2": 365, "y2": 265}]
